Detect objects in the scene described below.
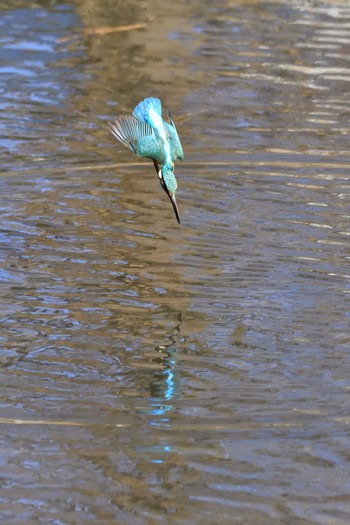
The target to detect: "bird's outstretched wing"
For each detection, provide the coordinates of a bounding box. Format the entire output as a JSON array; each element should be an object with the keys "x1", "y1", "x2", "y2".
[
  {"x1": 165, "y1": 111, "x2": 184, "y2": 162},
  {"x1": 108, "y1": 115, "x2": 166, "y2": 164}
]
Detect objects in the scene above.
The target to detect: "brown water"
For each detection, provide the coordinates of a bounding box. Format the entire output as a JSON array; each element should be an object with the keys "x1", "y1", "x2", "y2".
[{"x1": 1, "y1": 0, "x2": 350, "y2": 523}]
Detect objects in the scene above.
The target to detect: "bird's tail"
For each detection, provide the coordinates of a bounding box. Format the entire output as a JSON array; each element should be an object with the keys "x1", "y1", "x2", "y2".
[{"x1": 133, "y1": 97, "x2": 162, "y2": 123}]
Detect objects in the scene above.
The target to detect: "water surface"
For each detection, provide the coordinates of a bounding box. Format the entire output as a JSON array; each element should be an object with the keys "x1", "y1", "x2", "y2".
[{"x1": 1, "y1": 0, "x2": 350, "y2": 523}]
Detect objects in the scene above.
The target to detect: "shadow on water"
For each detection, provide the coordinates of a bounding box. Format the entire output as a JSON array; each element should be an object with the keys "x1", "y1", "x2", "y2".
[{"x1": 1, "y1": 0, "x2": 350, "y2": 523}]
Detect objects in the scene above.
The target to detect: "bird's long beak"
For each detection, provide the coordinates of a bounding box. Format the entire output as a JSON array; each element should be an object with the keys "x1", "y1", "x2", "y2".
[{"x1": 169, "y1": 194, "x2": 181, "y2": 224}]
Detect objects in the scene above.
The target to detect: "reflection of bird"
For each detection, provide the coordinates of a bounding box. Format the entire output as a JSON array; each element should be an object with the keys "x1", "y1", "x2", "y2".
[
  {"x1": 108, "y1": 97, "x2": 184, "y2": 224},
  {"x1": 150, "y1": 345, "x2": 178, "y2": 401}
]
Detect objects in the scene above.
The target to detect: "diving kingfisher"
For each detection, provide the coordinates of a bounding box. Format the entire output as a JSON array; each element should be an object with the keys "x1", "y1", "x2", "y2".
[{"x1": 108, "y1": 97, "x2": 184, "y2": 224}]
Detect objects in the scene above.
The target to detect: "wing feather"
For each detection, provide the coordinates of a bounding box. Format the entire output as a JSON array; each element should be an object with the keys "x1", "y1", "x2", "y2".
[
  {"x1": 165, "y1": 111, "x2": 184, "y2": 161},
  {"x1": 108, "y1": 115, "x2": 154, "y2": 154},
  {"x1": 108, "y1": 115, "x2": 166, "y2": 163}
]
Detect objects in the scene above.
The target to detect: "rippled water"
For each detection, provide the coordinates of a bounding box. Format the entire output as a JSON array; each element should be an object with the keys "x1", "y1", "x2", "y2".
[{"x1": 1, "y1": 0, "x2": 350, "y2": 523}]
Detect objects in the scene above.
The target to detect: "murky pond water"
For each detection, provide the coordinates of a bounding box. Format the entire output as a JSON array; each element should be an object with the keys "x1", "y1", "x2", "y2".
[{"x1": 1, "y1": 0, "x2": 350, "y2": 523}]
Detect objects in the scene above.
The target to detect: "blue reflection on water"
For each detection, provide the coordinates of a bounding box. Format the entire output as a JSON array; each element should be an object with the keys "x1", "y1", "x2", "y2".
[
  {"x1": 136, "y1": 344, "x2": 181, "y2": 462},
  {"x1": 149, "y1": 345, "x2": 179, "y2": 402}
]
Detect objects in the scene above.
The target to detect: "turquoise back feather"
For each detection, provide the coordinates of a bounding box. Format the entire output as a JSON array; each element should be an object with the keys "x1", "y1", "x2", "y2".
[{"x1": 133, "y1": 98, "x2": 162, "y2": 124}]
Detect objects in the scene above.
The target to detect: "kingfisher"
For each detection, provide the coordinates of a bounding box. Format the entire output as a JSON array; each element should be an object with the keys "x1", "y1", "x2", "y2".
[{"x1": 108, "y1": 97, "x2": 184, "y2": 224}]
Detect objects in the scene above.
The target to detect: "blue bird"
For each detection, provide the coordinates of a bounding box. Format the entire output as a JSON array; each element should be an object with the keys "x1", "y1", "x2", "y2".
[{"x1": 108, "y1": 97, "x2": 184, "y2": 224}]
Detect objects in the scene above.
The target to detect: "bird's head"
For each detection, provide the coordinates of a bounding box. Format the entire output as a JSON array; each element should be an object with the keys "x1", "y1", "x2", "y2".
[{"x1": 159, "y1": 162, "x2": 181, "y2": 224}]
